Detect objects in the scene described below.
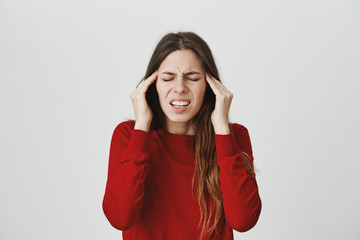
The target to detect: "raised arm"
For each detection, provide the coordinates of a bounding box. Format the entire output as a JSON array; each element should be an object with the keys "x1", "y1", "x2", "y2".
[
  {"x1": 102, "y1": 121, "x2": 150, "y2": 230},
  {"x1": 103, "y1": 71, "x2": 158, "y2": 230},
  {"x1": 205, "y1": 73, "x2": 262, "y2": 232},
  {"x1": 215, "y1": 124, "x2": 262, "y2": 232}
]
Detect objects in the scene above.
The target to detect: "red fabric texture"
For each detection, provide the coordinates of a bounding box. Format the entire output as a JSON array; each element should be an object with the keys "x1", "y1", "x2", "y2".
[{"x1": 102, "y1": 120, "x2": 261, "y2": 240}]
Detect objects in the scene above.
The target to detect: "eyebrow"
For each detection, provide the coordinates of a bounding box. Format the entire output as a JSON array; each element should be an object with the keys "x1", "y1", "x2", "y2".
[{"x1": 161, "y1": 71, "x2": 201, "y2": 76}]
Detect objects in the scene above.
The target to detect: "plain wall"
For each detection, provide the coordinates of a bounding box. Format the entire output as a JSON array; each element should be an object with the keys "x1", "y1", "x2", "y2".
[{"x1": 1, "y1": 0, "x2": 359, "y2": 239}]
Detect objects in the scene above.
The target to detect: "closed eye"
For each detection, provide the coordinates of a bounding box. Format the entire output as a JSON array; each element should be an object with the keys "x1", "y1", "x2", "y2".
[{"x1": 162, "y1": 78, "x2": 200, "y2": 82}]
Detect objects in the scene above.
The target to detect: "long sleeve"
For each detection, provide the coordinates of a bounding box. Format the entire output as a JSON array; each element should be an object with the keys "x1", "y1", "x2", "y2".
[
  {"x1": 102, "y1": 121, "x2": 150, "y2": 230},
  {"x1": 215, "y1": 124, "x2": 262, "y2": 232}
]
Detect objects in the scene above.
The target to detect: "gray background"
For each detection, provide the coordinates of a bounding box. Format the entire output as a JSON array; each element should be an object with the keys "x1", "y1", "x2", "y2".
[{"x1": 1, "y1": 0, "x2": 359, "y2": 239}]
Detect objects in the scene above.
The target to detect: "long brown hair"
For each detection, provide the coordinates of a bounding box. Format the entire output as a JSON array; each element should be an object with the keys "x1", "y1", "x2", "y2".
[{"x1": 139, "y1": 31, "x2": 254, "y2": 239}]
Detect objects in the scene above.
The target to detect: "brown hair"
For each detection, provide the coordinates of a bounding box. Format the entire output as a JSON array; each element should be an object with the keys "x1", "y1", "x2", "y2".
[{"x1": 139, "y1": 31, "x2": 254, "y2": 239}]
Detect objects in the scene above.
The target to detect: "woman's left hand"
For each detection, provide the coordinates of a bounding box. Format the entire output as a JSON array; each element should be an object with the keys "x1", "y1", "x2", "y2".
[{"x1": 206, "y1": 73, "x2": 233, "y2": 134}]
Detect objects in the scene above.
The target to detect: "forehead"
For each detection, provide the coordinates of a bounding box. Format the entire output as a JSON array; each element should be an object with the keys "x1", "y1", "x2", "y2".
[{"x1": 158, "y1": 49, "x2": 204, "y2": 72}]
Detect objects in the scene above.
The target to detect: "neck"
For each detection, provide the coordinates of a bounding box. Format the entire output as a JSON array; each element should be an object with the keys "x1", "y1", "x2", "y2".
[{"x1": 165, "y1": 121, "x2": 195, "y2": 135}]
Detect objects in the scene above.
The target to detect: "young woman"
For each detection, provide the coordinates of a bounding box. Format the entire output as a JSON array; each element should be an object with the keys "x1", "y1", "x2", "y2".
[{"x1": 102, "y1": 31, "x2": 262, "y2": 240}]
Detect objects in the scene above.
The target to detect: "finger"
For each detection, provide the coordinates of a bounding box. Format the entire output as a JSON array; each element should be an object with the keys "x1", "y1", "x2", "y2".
[
  {"x1": 207, "y1": 73, "x2": 228, "y2": 91},
  {"x1": 206, "y1": 73, "x2": 223, "y2": 95},
  {"x1": 138, "y1": 70, "x2": 158, "y2": 91},
  {"x1": 144, "y1": 71, "x2": 158, "y2": 87},
  {"x1": 149, "y1": 70, "x2": 158, "y2": 79},
  {"x1": 206, "y1": 73, "x2": 231, "y2": 94}
]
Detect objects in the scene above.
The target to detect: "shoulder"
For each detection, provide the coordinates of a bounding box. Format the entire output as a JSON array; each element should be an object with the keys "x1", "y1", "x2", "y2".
[
  {"x1": 113, "y1": 120, "x2": 136, "y2": 138},
  {"x1": 229, "y1": 122, "x2": 254, "y2": 160},
  {"x1": 229, "y1": 122, "x2": 252, "y2": 145},
  {"x1": 230, "y1": 122, "x2": 253, "y2": 154},
  {"x1": 230, "y1": 122, "x2": 250, "y2": 137}
]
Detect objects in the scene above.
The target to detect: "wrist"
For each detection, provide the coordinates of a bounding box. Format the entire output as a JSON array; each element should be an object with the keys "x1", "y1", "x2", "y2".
[
  {"x1": 213, "y1": 123, "x2": 230, "y2": 134},
  {"x1": 134, "y1": 120, "x2": 151, "y2": 132}
]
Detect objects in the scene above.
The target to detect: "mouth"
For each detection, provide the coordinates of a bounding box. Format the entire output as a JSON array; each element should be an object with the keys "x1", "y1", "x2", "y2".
[{"x1": 170, "y1": 100, "x2": 191, "y2": 108}]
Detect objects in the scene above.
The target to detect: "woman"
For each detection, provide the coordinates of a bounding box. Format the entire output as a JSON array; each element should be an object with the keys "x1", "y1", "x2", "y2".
[{"x1": 102, "y1": 31, "x2": 262, "y2": 240}]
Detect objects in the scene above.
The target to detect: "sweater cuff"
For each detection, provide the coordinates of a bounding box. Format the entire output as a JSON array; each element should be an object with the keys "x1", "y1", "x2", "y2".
[
  {"x1": 128, "y1": 129, "x2": 150, "y2": 153},
  {"x1": 215, "y1": 133, "x2": 240, "y2": 157}
]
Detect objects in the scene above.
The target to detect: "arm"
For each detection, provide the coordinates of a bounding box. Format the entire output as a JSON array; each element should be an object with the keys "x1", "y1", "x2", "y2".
[
  {"x1": 102, "y1": 121, "x2": 150, "y2": 230},
  {"x1": 215, "y1": 124, "x2": 262, "y2": 232}
]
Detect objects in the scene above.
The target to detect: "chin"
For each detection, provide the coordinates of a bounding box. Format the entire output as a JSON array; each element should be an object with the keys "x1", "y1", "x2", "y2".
[
  {"x1": 165, "y1": 114, "x2": 194, "y2": 124},
  {"x1": 168, "y1": 117, "x2": 193, "y2": 123}
]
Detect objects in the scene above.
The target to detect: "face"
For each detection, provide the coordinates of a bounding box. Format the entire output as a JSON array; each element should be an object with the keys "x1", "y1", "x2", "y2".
[{"x1": 156, "y1": 49, "x2": 207, "y2": 128}]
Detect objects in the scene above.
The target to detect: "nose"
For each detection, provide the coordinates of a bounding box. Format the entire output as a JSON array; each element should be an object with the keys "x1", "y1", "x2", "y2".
[{"x1": 173, "y1": 78, "x2": 187, "y2": 93}]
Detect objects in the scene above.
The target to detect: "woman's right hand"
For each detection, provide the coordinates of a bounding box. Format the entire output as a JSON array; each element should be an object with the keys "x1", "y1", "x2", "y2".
[{"x1": 130, "y1": 70, "x2": 158, "y2": 132}]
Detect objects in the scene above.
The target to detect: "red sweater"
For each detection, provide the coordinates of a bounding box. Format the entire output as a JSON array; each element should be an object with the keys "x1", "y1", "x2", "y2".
[{"x1": 102, "y1": 120, "x2": 261, "y2": 240}]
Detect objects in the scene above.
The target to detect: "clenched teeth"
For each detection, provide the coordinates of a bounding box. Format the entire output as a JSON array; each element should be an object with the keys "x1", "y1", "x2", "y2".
[{"x1": 170, "y1": 101, "x2": 190, "y2": 106}]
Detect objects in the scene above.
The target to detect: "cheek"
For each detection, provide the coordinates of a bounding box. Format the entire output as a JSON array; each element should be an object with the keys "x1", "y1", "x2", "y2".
[{"x1": 195, "y1": 84, "x2": 207, "y2": 99}]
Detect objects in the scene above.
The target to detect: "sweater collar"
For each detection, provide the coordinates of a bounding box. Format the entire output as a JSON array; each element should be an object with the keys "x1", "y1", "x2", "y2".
[{"x1": 157, "y1": 128, "x2": 195, "y2": 142}]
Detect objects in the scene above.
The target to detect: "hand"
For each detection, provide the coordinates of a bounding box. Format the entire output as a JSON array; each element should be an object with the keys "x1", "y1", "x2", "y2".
[
  {"x1": 206, "y1": 73, "x2": 233, "y2": 134},
  {"x1": 130, "y1": 71, "x2": 158, "y2": 132}
]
